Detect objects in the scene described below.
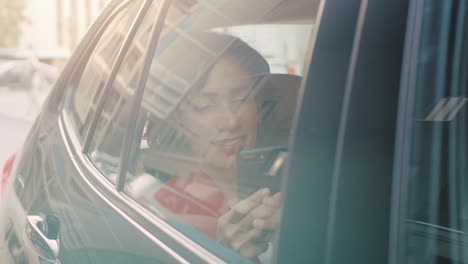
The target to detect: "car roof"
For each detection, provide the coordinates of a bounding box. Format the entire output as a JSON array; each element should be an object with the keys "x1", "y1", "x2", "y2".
[
  {"x1": 114, "y1": 0, "x2": 320, "y2": 26},
  {"x1": 260, "y1": 0, "x2": 321, "y2": 24}
]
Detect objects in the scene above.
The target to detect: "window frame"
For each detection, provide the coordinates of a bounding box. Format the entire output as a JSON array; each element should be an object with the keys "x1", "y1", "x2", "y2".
[
  {"x1": 110, "y1": 1, "x2": 326, "y2": 263},
  {"x1": 81, "y1": 0, "x2": 155, "y2": 154},
  {"x1": 59, "y1": 0, "x2": 231, "y2": 263},
  {"x1": 62, "y1": 0, "x2": 143, "y2": 143},
  {"x1": 61, "y1": 0, "x2": 154, "y2": 186},
  {"x1": 59, "y1": 0, "x2": 346, "y2": 263},
  {"x1": 387, "y1": 0, "x2": 425, "y2": 263}
]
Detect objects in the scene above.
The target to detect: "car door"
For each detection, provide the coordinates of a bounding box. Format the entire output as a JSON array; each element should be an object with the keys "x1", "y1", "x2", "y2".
[{"x1": 2, "y1": 0, "x2": 415, "y2": 263}]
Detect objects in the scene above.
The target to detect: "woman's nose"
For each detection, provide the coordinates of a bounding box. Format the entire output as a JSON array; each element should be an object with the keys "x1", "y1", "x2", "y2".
[{"x1": 216, "y1": 102, "x2": 240, "y2": 131}]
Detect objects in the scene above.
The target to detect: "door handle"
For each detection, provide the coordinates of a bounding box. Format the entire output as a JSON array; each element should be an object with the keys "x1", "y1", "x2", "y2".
[{"x1": 25, "y1": 214, "x2": 60, "y2": 261}]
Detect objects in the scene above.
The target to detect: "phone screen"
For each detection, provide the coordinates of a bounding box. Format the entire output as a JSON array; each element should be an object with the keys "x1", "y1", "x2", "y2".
[{"x1": 237, "y1": 146, "x2": 287, "y2": 199}]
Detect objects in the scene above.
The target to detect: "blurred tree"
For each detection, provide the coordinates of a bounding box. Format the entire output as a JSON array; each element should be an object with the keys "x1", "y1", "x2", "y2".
[{"x1": 0, "y1": 0, "x2": 28, "y2": 47}]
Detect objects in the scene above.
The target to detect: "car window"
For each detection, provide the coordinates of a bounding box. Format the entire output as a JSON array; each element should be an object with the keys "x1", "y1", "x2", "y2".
[
  {"x1": 86, "y1": 2, "x2": 159, "y2": 183},
  {"x1": 69, "y1": 0, "x2": 143, "y2": 141},
  {"x1": 121, "y1": 0, "x2": 320, "y2": 262},
  {"x1": 400, "y1": 0, "x2": 468, "y2": 263}
]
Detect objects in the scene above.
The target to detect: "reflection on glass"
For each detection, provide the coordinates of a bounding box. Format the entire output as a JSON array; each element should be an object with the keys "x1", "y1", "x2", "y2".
[
  {"x1": 400, "y1": 1, "x2": 468, "y2": 263},
  {"x1": 72, "y1": 1, "x2": 143, "y2": 139},
  {"x1": 124, "y1": 0, "x2": 319, "y2": 261},
  {"x1": 88, "y1": 2, "x2": 158, "y2": 183}
]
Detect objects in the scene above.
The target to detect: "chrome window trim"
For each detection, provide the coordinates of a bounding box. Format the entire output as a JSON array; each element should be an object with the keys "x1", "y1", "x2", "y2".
[
  {"x1": 115, "y1": 0, "x2": 170, "y2": 191},
  {"x1": 118, "y1": 191, "x2": 229, "y2": 264},
  {"x1": 82, "y1": 0, "x2": 154, "y2": 153},
  {"x1": 63, "y1": 0, "x2": 139, "y2": 141}
]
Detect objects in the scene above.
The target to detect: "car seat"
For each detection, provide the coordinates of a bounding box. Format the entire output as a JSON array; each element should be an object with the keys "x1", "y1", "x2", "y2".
[{"x1": 256, "y1": 73, "x2": 302, "y2": 147}]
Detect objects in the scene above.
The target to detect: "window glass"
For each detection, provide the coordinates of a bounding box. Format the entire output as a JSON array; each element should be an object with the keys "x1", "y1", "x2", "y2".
[
  {"x1": 213, "y1": 25, "x2": 312, "y2": 75},
  {"x1": 124, "y1": 0, "x2": 321, "y2": 262},
  {"x1": 401, "y1": 1, "x2": 468, "y2": 263},
  {"x1": 70, "y1": 0, "x2": 143, "y2": 141},
  {"x1": 87, "y1": 3, "x2": 159, "y2": 183}
]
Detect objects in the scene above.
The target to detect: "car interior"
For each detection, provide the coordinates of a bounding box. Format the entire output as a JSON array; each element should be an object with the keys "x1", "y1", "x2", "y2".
[
  {"x1": 116, "y1": 0, "x2": 316, "y2": 259},
  {"x1": 72, "y1": 0, "x2": 321, "y2": 261},
  {"x1": 90, "y1": 0, "x2": 316, "y2": 168}
]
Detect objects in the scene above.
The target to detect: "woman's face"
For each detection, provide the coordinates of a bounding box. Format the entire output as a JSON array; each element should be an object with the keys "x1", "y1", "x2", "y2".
[{"x1": 178, "y1": 55, "x2": 258, "y2": 168}]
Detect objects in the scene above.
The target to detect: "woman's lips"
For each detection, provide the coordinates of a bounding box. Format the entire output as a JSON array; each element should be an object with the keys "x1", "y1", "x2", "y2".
[{"x1": 212, "y1": 136, "x2": 245, "y2": 155}]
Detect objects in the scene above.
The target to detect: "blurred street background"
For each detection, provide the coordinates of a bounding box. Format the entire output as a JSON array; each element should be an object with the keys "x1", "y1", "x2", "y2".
[{"x1": 0, "y1": 0, "x2": 111, "y2": 164}]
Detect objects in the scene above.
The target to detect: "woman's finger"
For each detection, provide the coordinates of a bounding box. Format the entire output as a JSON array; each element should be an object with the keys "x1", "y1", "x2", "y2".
[
  {"x1": 226, "y1": 188, "x2": 270, "y2": 223},
  {"x1": 219, "y1": 222, "x2": 240, "y2": 243},
  {"x1": 239, "y1": 241, "x2": 269, "y2": 259},
  {"x1": 217, "y1": 189, "x2": 276, "y2": 248},
  {"x1": 230, "y1": 227, "x2": 262, "y2": 251},
  {"x1": 262, "y1": 192, "x2": 282, "y2": 207},
  {"x1": 253, "y1": 218, "x2": 279, "y2": 231},
  {"x1": 250, "y1": 228, "x2": 276, "y2": 244}
]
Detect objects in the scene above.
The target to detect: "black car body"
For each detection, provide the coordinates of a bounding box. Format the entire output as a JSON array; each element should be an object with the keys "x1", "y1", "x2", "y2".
[{"x1": 1, "y1": 0, "x2": 466, "y2": 263}]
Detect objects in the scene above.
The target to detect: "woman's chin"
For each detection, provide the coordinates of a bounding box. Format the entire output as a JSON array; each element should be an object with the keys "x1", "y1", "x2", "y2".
[{"x1": 203, "y1": 152, "x2": 237, "y2": 169}]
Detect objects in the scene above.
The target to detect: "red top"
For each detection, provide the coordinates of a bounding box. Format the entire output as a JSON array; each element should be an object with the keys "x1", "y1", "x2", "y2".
[{"x1": 154, "y1": 170, "x2": 230, "y2": 239}]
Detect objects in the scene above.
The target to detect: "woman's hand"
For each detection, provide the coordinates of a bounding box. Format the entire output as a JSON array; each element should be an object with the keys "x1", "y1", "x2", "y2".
[{"x1": 217, "y1": 188, "x2": 282, "y2": 259}]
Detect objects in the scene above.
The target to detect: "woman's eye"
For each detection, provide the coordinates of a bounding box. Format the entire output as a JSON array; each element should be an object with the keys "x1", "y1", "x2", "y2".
[
  {"x1": 231, "y1": 96, "x2": 250, "y2": 110},
  {"x1": 189, "y1": 97, "x2": 214, "y2": 112}
]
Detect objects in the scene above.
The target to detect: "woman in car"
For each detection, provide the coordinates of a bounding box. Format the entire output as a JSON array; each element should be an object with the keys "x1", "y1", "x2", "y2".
[{"x1": 145, "y1": 33, "x2": 283, "y2": 260}]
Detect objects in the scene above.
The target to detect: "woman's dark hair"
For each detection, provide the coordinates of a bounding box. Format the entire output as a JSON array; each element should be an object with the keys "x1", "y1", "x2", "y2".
[
  {"x1": 210, "y1": 32, "x2": 270, "y2": 77},
  {"x1": 185, "y1": 32, "x2": 271, "y2": 96},
  {"x1": 146, "y1": 32, "x2": 271, "y2": 153}
]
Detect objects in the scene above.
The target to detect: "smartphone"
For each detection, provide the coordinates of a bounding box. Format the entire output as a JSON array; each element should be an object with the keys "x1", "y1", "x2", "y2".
[{"x1": 237, "y1": 146, "x2": 288, "y2": 199}]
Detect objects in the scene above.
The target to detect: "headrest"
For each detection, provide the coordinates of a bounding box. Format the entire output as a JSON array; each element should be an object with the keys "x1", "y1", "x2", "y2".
[{"x1": 256, "y1": 74, "x2": 302, "y2": 147}]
